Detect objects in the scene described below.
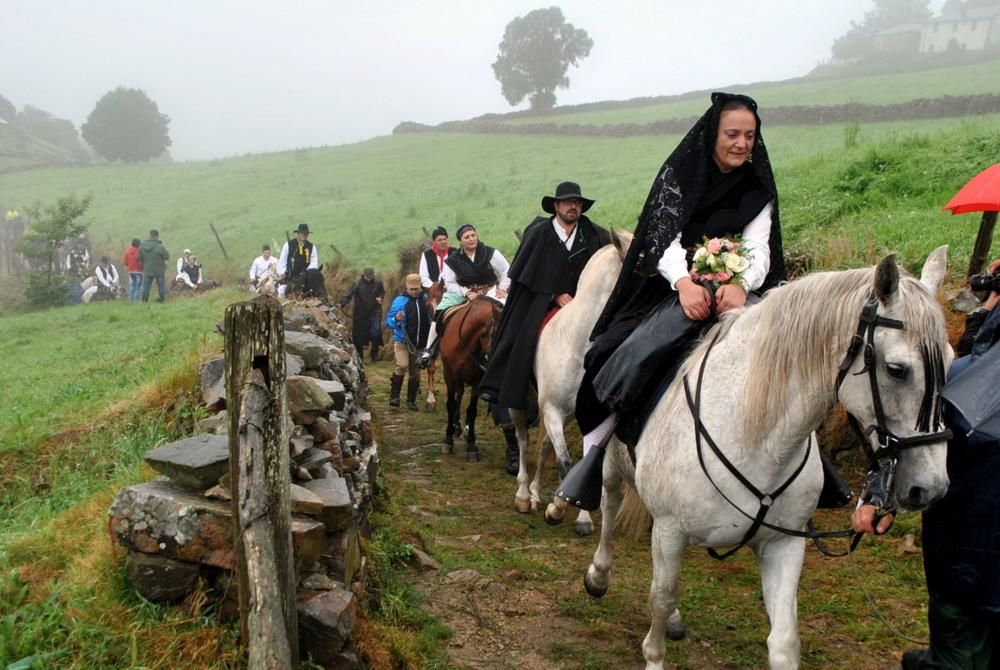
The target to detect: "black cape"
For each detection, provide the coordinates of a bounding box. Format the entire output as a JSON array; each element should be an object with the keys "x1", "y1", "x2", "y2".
[
  {"x1": 481, "y1": 215, "x2": 610, "y2": 409},
  {"x1": 342, "y1": 277, "x2": 385, "y2": 347}
]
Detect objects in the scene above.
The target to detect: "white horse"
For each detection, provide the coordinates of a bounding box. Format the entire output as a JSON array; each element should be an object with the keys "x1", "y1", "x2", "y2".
[
  {"x1": 509, "y1": 231, "x2": 632, "y2": 536},
  {"x1": 570, "y1": 248, "x2": 953, "y2": 670}
]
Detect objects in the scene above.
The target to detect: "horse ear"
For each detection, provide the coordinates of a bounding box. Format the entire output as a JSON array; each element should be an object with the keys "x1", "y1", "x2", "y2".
[
  {"x1": 611, "y1": 229, "x2": 633, "y2": 263},
  {"x1": 874, "y1": 254, "x2": 899, "y2": 305},
  {"x1": 919, "y1": 245, "x2": 948, "y2": 296}
]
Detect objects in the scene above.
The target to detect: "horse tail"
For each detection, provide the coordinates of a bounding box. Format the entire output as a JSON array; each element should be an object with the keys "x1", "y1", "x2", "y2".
[{"x1": 615, "y1": 482, "x2": 652, "y2": 541}]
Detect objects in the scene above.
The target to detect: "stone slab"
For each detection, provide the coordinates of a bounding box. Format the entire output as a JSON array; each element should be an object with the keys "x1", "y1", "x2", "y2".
[
  {"x1": 126, "y1": 550, "x2": 202, "y2": 602},
  {"x1": 297, "y1": 587, "x2": 357, "y2": 665},
  {"x1": 144, "y1": 434, "x2": 230, "y2": 490},
  {"x1": 301, "y1": 476, "x2": 354, "y2": 533}
]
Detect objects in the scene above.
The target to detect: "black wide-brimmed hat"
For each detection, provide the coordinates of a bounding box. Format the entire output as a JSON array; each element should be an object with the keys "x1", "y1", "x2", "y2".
[
  {"x1": 542, "y1": 181, "x2": 595, "y2": 214},
  {"x1": 296, "y1": 223, "x2": 311, "y2": 234}
]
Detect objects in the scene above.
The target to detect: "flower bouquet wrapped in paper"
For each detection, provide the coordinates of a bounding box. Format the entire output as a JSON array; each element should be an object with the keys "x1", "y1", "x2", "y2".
[{"x1": 690, "y1": 236, "x2": 752, "y2": 288}]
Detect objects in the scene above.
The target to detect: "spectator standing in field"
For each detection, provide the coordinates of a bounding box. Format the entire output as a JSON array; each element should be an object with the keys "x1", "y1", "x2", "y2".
[
  {"x1": 385, "y1": 273, "x2": 431, "y2": 409},
  {"x1": 139, "y1": 229, "x2": 170, "y2": 303},
  {"x1": 123, "y1": 238, "x2": 143, "y2": 301}
]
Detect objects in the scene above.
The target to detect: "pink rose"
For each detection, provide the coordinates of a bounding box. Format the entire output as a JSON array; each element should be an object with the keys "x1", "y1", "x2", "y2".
[
  {"x1": 717, "y1": 272, "x2": 731, "y2": 282},
  {"x1": 725, "y1": 240, "x2": 740, "y2": 251},
  {"x1": 707, "y1": 238, "x2": 723, "y2": 254},
  {"x1": 701, "y1": 273, "x2": 715, "y2": 282}
]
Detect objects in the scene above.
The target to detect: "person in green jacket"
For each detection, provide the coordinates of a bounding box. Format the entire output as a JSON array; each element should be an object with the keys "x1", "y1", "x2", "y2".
[{"x1": 139, "y1": 229, "x2": 170, "y2": 302}]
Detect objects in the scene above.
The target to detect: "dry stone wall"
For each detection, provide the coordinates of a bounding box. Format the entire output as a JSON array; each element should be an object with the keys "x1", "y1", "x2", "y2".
[{"x1": 108, "y1": 298, "x2": 378, "y2": 669}]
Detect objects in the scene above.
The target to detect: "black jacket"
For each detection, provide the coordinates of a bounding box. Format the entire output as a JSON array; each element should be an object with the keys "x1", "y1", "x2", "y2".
[{"x1": 480, "y1": 216, "x2": 610, "y2": 409}]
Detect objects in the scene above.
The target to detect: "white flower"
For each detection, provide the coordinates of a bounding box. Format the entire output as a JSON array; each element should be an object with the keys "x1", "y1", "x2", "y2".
[
  {"x1": 725, "y1": 253, "x2": 750, "y2": 273},
  {"x1": 693, "y1": 247, "x2": 708, "y2": 262}
]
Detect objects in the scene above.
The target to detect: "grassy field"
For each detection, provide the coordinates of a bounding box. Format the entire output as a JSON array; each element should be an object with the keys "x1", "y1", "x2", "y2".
[{"x1": 1, "y1": 113, "x2": 999, "y2": 282}]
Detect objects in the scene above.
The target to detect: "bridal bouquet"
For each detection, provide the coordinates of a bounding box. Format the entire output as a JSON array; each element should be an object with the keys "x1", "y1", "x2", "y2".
[{"x1": 690, "y1": 236, "x2": 751, "y2": 287}]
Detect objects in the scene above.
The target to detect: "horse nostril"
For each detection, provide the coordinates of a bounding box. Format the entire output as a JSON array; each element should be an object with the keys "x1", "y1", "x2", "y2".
[{"x1": 905, "y1": 486, "x2": 929, "y2": 509}]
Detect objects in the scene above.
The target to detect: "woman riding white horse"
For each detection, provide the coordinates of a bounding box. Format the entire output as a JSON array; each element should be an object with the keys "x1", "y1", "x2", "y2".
[{"x1": 579, "y1": 249, "x2": 952, "y2": 669}]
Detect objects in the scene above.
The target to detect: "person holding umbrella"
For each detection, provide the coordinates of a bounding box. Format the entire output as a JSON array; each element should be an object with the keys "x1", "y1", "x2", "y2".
[{"x1": 853, "y1": 257, "x2": 1000, "y2": 670}]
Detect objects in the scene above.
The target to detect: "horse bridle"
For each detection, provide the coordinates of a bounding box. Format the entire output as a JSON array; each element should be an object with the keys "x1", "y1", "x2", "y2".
[
  {"x1": 684, "y1": 294, "x2": 950, "y2": 559},
  {"x1": 834, "y1": 295, "x2": 951, "y2": 510}
]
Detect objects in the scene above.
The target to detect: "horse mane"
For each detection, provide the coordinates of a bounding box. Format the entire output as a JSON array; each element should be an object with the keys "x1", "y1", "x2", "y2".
[
  {"x1": 572, "y1": 229, "x2": 632, "y2": 301},
  {"x1": 676, "y1": 266, "x2": 949, "y2": 448}
]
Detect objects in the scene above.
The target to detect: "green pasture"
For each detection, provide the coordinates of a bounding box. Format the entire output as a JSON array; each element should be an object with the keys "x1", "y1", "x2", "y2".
[
  {"x1": 501, "y1": 60, "x2": 1000, "y2": 127},
  {"x1": 1, "y1": 113, "x2": 999, "y2": 282}
]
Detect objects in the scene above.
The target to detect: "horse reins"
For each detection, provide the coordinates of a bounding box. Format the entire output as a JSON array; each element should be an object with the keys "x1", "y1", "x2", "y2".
[{"x1": 684, "y1": 293, "x2": 950, "y2": 559}]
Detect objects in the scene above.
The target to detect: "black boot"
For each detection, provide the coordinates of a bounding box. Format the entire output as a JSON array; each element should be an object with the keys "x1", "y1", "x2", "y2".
[
  {"x1": 388, "y1": 373, "x2": 403, "y2": 407},
  {"x1": 555, "y1": 445, "x2": 605, "y2": 511},
  {"x1": 370, "y1": 345, "x2": 380, "y2": 362},
  {"x1": 418, "y1": 336, "x2": 440, "y2": 370},
  {"x1": 816, "y1": 449, "x2": 853, "y2": 509},
  {"x1": 502, "y1": 426, "x2": 519, "y2": 476},
  {"x1": 406, "y1": 376, "x2": 420, "y2": 411}
]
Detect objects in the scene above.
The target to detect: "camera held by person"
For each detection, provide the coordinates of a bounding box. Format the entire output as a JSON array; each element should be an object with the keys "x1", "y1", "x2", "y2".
[{"x1": 969, "y1": 271, "x2": 1000, "y2": 294}]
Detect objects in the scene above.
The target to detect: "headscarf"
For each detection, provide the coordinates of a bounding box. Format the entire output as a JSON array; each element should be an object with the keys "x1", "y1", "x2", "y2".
[{"x1": 592, "y1": 92, "x2": 785, "y2": 338}]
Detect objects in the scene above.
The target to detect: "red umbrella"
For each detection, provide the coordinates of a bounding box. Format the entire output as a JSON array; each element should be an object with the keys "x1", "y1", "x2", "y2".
[
  {"x1": 944, "y1": 163, "x2": 1000, "y2": 214},
  {"x1": 943, "y1": 163, "x2": 1000, "y2": 276}
]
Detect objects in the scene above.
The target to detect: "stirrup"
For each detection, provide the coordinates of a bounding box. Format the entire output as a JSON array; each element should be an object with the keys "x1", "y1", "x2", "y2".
[{"x1": 418, "y1": 351, "x2": 433, "y2": 369}]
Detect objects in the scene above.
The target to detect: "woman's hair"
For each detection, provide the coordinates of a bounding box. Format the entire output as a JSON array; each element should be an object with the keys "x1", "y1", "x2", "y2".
[{"x1": 719, "y1": 98, "x2": 755, "y2": 115}]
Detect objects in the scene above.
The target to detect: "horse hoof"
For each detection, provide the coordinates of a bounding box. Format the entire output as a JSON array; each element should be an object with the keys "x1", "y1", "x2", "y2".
[
  {"x1": 515, "y1": 497, "x2": 531, "y2": 514},
  {"x1": 583, "y1": 570, "x2": 608, "y2": 598},
  {"x1": 465, "y1": 450, "x2": 480, "y2": 462},
  {"x1": 544, "y1": 502, "x2": 566, "y2": 525},
  {"x1": 666, "y1": 610, "x2": 686, "y2": 641},
  {"x1": 574, "y1": 520, "x2": 594, "y2": 537},
  {"x1": 440, "y1": 443, "x2": 453, "y2": 454}
]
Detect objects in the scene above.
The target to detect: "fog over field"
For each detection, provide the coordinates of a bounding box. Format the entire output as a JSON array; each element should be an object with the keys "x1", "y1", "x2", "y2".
[{"x1": 4, "y1": 0, "x2": 946, "y2": 161}]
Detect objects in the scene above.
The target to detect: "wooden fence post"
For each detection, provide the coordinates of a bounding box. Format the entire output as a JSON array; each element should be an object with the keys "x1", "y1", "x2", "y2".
[
  {"x1": 210, "y1": 222, "x2": 230, "y2": 261},
  {"x1": 225, "y1": 295, "x2": 298, "y2": 669},
  {"x1": 967, "y1": 211, "x2": 997, "y2": 278}
]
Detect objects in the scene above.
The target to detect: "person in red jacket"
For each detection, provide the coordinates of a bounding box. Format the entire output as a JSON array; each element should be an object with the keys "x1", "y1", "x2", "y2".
[{"x1": 123, "y1": 238, "x2": 143, "y2": 302}]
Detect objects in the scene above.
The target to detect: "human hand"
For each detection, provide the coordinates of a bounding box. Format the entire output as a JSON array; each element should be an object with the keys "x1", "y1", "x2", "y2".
[
  {"x1": 555, "y1": 293, "x2": 572, "y2": 307},
  {"x1": 394, "y1": 312, "x2": 403, "y2": 322},
  {"x1": 851, "y1": 504, "x2": 895, "y2": 535},
  {"x1": 715, "y1": 283, "x2": 747, "y2": 314},
  {"x1": 467, "y1": 290, "x2": 479, "y2": 301},
  {"x1": 676, "y1": 278, "x2": 712, "y2": 320},
  {"x1": 495, "y1": 288, "x2": 507, "y2": 300}
]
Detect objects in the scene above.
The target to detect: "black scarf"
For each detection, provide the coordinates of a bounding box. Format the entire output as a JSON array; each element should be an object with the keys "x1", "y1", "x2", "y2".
[
  {"x1": 593, "y1": 92, "x2": 785, "y2": 338},
  {"x1": 445, "y1": 244, "x2": 497, "y2": 287}
]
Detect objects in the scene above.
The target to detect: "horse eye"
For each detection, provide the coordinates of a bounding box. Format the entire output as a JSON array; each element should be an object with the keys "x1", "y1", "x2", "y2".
[{"x1": 886, "y1": 363, "x2": 910, "y2": 380}]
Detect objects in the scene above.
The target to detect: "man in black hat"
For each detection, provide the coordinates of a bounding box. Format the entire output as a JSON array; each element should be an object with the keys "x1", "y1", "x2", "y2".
[
  {"x1": 419, "y1": 226, "x2": 453, "y2": 290},
  {"x1": 277, "y1": 223, "x2": 319, "y2": 297},
  {"x1": 479, "y1": 182, "x2": 610, "y2": 470}
]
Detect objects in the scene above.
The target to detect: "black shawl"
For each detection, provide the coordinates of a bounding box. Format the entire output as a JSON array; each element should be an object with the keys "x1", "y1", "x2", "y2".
[
  {"x1": 446, "y1": 244, "x2": 498, "y2": 286},
  {"x1": 592, "y1": 92, "x2": 785, "y2": 339}
]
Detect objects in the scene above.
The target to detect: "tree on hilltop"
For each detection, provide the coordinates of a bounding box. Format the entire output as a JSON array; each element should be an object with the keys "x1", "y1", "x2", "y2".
[
  {"x1": 16, "y1": 194, "x2": 92, "y2": 306},
  {"x1": 491, "y1": 7, "x2": 593, "y2": 110},
  {"x1": 0, "y1": 94, "x2": 14, "y2": 123},
  {"x1": 82, "y1": 87, "x2": 171, "y2": 163},
  {"x1": 831, "y1": 0, "x2": 932, "y2": 62}
]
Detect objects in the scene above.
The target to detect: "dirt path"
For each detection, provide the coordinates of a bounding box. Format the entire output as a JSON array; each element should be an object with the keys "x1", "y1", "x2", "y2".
[{"x1": 367, "y1": 361, "x2": 920, "y2": 670}]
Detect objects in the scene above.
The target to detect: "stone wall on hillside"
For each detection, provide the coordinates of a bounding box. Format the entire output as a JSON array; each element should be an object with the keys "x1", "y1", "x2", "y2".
[
  {"x1": 108, "y1": 297, "x2": 377, "y2": 670},
  {"x1": 394, "y1": 94, "x2": 1000, "y2": 137}
]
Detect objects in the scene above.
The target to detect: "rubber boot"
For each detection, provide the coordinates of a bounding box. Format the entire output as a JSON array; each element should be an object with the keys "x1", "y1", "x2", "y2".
[
  {"x1": 388, "y1": 373, "x2": 403, "y2": 407},
  {"x1": 406, "y1": 376, "x2": 420, "y2": 411},
  {"x1": 502, "y1": 426, "x2": 519, "y2": 476}
]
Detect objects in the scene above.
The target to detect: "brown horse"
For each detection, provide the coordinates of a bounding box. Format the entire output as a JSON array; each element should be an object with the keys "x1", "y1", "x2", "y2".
[
  {"x1": 424, "y1": 280, "x2": 446, "y2": 410},
  {"x1": 438, "y1": 296, "x2": 501, "y2": 460}
]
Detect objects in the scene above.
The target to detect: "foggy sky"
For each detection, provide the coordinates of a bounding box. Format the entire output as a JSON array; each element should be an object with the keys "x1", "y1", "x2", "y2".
[{"x1": 3, "y1": 0, "x2": 946, "y2": 161}]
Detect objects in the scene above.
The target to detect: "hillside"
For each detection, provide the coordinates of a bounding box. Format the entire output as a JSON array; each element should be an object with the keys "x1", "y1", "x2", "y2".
[
  {"x1": 0, "y1": 122, "x2": 86, "y2": 173},
  {"x1": 1, "y1": 64, "x2": 998, "y2": 283}
]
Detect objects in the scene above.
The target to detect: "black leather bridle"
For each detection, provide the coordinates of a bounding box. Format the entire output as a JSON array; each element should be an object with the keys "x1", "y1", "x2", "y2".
[{"x1": 683, "y1": 294, "x2": 951, "y2": 559}]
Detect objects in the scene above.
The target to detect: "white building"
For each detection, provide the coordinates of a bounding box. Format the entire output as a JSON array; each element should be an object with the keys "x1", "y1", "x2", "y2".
[{"x1": 919, "y1": 6, "x2": 1000, "y2": 53}]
